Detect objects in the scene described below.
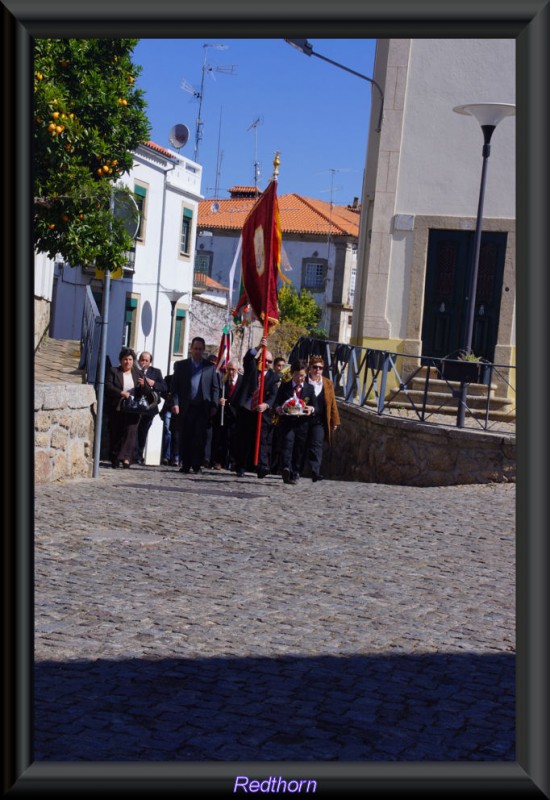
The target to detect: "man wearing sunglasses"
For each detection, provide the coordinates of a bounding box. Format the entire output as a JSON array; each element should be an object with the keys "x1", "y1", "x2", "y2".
[{"x1": 232, "y1": 336, "x2": 280, "y2": 478}]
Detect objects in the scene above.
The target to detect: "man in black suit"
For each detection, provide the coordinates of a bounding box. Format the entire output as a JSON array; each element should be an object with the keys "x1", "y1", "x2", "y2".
[
  {"x1": 170, "y1": 336, "x2": 220, "y2": 473},
  {"x1": 232, "y1": 336, "x2": 281, "y2": 478},
  {"x1": 210, "y1": 358, "x2": 242, "y2": 470},
  {"x1": 135, "y1": 351, "x2": 168, "y2": 465}
]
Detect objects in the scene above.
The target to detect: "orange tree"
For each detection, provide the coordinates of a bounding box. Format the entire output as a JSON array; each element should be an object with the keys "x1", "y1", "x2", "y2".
[{"x1": 34, "y1": 38, "x2": 151, "y2": 272}]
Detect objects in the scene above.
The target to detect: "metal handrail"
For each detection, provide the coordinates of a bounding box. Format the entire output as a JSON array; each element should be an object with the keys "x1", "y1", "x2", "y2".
[
  {"x1": 79, "y1": 285, "x2": 102, "y2": 385},
  {"x1": 289, "y1": 337, "x2": 516, "y2": 433}
]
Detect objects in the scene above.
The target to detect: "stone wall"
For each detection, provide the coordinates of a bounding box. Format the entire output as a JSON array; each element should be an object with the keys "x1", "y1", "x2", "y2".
[
  {"x1": 35, "y1": 384, "x2": 97, "y2": 484},
  {"x1": 325, "y1": 402, "x2": 515, "y2": 486},
  {"x1": 34, "y1": 296, "x2": 51, "y2": 350}
]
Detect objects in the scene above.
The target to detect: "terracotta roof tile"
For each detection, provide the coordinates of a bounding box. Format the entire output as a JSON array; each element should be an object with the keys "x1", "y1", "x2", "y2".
[
  {"x1": 194, "y1": 273, "x2": 229, "y2": 292},
  {"x1": 198, "y1": 191, "x2": 360, "y2": 237},
  {"x1": 143, "y1": 140, "x2": 179, "y2": 159}
]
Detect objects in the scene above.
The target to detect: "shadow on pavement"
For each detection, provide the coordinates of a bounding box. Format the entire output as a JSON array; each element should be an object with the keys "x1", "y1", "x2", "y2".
[{"x1": 34, "y1": 652, "x2": 515, "y2": 761}]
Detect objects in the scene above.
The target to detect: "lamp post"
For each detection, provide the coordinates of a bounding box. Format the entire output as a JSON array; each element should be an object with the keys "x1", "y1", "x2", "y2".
[
  {"x1": 452, "y1": 102, "x2": 515, "y2": 427},
  {"x1": 284, "y1": 38, "x2": 384, "y2": 132},
  {"x1": 164, "y1": 290, "x2": 187, "y2": 375}
]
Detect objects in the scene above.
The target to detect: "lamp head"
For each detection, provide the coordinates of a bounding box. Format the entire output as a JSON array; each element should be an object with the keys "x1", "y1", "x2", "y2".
[
  {"x1": 284, "y1": 38, "x2": 313, "y2": 57},
  {"x1": 453, "y1": 103, "x2": 515, "y2": 128}
]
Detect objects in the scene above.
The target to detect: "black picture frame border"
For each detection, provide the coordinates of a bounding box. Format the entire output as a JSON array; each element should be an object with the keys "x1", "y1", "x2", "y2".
[{"x1": 3, "y1": 0, "x2": 548, "y2": 796}]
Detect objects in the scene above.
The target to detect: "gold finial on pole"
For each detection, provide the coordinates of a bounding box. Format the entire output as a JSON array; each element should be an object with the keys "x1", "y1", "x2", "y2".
[{"x1": 272, "y1": 151, "x2": 280, "y2": 180}]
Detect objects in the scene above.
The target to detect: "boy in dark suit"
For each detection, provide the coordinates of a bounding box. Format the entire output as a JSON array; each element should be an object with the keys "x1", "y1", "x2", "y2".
[{"x1": 274, "y1": 358, "x2": 315, "y2": 484}]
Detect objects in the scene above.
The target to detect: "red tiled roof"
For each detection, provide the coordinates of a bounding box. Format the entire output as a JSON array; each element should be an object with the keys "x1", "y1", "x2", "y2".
[
  {"x1": 142, "y1": 140, "x2": 178, "y2": 159},
  {"x1": 194, "y1": 273, "x2": 229, "y2": 292},
  {"x1": 198, "y1": 192, "x2": 360, "y2": 237}
]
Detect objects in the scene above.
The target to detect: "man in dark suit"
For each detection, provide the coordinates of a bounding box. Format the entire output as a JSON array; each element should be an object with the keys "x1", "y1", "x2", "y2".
[
  {"x1": 170, "y1": 336, "x2": 220, "y2": 473},
  {"x1": 135, "y1": 351, "x2": 168, "y2": 465},
  {"x1": 210, "y1": 358, "x2": 242, "y2": 470},
  {"x1": 232, "y1": 336, "x2": 281, "y2": 478}
]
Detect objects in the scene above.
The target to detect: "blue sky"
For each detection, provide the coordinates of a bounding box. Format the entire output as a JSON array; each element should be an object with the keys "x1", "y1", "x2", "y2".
[{"x1": 133, "y1": 38, "x2": 377, "y2": 204}]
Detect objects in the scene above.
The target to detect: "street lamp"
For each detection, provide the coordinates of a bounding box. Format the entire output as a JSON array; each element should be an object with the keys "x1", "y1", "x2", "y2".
[
  {"x1": 164, "y1": 289, "x2": 188, "y2": 375},
  {"x1": 284, "y1": 38, "x2": 384, "y2": 132},
  {"x1": 452, "y1": 102, "x2": 515, "y2": 427}
]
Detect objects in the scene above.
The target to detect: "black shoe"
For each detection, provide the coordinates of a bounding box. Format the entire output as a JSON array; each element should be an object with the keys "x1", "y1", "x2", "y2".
[
  {"x1": 179, "y1": 466, "x2": 190, "y2": 473},
  {"x1": 312, "y1": 474, "x2": 324, "y2": 482},
  {"x1": 192, "y1": 466, "x2": 202, "y2": 474},
  {"x1": 257, "y1": 468, "x2": 269, "y2": 479},
  {"x1": 136, "y1": 458, "x2": 145, "y2": 466},
  {"x1": 162, "y1": 458, "x2": 170, "y2": 465},
  {"x1": 282, "y1": 468, "x2": 292, "y2": 484},
  {"x1": 236, "y1": 468, "x2": 245, "y2": 477},
  {"x1": 122, "y1": 461, "x2": 131, "y2": 469}
]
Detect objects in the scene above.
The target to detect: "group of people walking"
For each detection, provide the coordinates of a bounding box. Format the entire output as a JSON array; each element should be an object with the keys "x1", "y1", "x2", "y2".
[{"x1": 104, "y1": 335, "x2": 340, "y2": 484}]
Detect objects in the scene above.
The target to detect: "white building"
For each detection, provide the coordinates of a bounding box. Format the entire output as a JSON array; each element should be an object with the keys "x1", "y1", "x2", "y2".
[{"x1": 47, "y1": 140, "x2": 203, "y2": 464}]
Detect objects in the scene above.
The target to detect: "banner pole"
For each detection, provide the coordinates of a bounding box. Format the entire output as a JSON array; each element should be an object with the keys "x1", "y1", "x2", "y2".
[{"x1": 253, "y1": 153, "x2": 280, "y2": 466}]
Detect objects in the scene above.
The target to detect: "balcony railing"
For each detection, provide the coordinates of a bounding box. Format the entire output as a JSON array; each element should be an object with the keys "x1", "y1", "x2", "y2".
[{"x1": 289, "y1": 337, "x2": 516, "y2": 434}]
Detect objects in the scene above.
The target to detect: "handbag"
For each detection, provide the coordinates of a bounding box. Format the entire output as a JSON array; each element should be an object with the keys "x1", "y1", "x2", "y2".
[{"x1": 118, "y1": 388, "x2": 160, "y2": 414}]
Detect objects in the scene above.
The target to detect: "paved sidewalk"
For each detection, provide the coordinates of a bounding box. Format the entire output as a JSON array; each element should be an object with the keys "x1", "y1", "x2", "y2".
[{"x1": 34, "y1": 464, "x2": 515, "y2": 762}]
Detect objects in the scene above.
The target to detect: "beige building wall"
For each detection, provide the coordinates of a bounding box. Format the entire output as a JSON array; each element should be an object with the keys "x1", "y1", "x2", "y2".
[{"x1": 352, "y1": 39, "x2": 516, "y2": 371}]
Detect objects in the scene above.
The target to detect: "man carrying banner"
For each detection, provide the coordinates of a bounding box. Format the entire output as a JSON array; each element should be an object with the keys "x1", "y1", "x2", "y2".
[
  {"x1": 232, "y1": 336, "x2": 280, "y2": 477},
  {"x1": 232, "y1": 154, "x2": 287, "y2": 466}
]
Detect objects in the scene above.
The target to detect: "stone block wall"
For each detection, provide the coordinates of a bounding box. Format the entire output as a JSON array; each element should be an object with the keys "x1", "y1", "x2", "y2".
[
  {"x1": 35, "y1": 384, "x2": 97, "y2": 484},
  {"x1": 326, "y1": 402, "x2": 515, "y2": 486}
]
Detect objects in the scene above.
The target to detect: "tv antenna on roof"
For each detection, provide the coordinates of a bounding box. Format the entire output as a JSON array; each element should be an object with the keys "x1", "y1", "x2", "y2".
[
  {"x1": 246, "y1": 114, "x2": 263, "y2": 191},
  {"x1": 181, "y1": 43, "x2": 236, "y2": 161}
]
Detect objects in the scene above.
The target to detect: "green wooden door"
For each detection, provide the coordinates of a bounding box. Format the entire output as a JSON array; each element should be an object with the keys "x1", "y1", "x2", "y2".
[{"x1": 421, "y1": 229, "x2": 507, "y2": 361}]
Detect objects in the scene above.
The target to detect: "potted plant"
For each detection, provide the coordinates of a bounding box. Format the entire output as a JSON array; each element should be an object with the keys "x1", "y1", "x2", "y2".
[{"x1": 440, "y1": 350, "x2": 491, "y2": 384}]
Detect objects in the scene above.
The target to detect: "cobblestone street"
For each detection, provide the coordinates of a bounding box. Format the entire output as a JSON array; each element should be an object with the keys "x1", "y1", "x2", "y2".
[{"x1": 34, "y1": 465, "x2": 515, "y2": 764}]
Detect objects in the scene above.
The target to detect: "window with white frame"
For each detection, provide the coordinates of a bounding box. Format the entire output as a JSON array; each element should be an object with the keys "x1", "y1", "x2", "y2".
[
  {"x1": 180, "y1": 208, "x2": 193, "y2": 256},
  {"x1": 303, "y1": 259, "x2": 326, "y2": 291},
  {"x1": 173, "y1": 308, "x2": 187, "y2": 355},
  {"x1": 133, "y1": 183, "x2": 147, "y2": 241}
]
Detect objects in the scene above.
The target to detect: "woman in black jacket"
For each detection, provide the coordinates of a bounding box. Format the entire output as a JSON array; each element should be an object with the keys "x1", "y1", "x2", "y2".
[{"x1": 104, "y1": 347, "x2": 142, "y2": 468}]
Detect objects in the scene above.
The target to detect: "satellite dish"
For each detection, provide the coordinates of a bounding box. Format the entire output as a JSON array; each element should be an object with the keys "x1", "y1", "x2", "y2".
[
  {"x1": 211, "y1": 202, "x2": 220, "y2": 213},
  {"x1": 113, "y1": 189, "x2": 140, "y2": 239},
  {"x1": 169, "y1": 123, "x2": 190, "y2": 150}
]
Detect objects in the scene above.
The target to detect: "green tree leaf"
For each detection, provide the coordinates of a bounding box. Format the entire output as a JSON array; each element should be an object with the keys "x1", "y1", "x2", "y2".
[{"x1": 34, "y1": 38, "x2": 151, "y2": 270}]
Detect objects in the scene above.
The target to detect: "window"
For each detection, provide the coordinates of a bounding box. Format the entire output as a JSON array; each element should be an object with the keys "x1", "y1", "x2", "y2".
[
  {"x1": 173, "y1": 309, "x2": 187, "y2": 355},
  {"x1": 180, "y1": 208, "x2": 193, "y2": 256},
  {"x1": 194, "y1": 252, "x2": 211, "y2": 276},
  {"x1": 134, "y1": 184, "x2": 147, "y2": 241},
  {"x1": 123, "y1": 296, "x2": 138, "y2": 348},
  {"x1": 303, "y1": 259, "x2": 326, "y2": 291}
]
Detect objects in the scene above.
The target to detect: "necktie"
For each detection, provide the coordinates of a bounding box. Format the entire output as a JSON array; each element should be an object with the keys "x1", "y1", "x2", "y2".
[
  {"x1": 295, "y1": 384, "x2": 302, "y2": 398},
  {"x1": 229, "y1": 381, "x2": 235, "y2": 397}
]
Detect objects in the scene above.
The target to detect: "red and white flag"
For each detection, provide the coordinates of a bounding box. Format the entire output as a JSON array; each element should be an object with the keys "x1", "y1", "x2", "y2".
[{"x1": 239, "y1": 178, "x2": 282, "y2": 331}]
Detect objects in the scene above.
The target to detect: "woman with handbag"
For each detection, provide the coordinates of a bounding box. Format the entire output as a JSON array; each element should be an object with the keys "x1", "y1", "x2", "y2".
[{"x1": 105, "y1": 347, "x2": 142, "y2": 468}]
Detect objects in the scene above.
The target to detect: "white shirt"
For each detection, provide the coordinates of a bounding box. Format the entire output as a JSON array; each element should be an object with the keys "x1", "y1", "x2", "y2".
[{"x1": 309, "y1": 376, "x2": 323, "y2": 397}]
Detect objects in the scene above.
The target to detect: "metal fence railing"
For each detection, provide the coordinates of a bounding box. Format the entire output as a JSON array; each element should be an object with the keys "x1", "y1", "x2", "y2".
[
  {"x1": 79, "y1": 285, "x2": 102, "y2": 385},
  {"x1": 289, "y1": 337, "x2": 516, "y2": 435}
]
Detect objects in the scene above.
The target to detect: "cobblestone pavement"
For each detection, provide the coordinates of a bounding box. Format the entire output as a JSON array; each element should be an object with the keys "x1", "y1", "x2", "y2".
[{"x1": 34, "y1": 464, "x2": 515, "y2": 763}]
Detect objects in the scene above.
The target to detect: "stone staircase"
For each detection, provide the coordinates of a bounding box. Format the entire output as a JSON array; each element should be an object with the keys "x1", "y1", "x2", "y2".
[
  {"x1": 35, "y1": 337, "x2": 84, "y2": 384},
  {"x1": 380, "y1": 366, "x2": 516, "y2": 422}
]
